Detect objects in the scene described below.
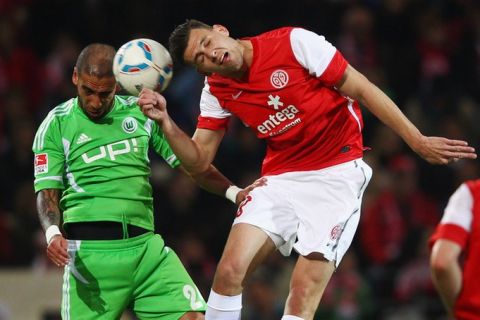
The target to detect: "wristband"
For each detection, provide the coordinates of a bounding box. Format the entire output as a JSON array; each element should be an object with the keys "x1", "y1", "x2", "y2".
[
  {"x1": 45, "y1": 225, "x2": 61, "y2": 245},
  {"x1": 225, "y1": 185, "x2": 242, "y2": 204}
]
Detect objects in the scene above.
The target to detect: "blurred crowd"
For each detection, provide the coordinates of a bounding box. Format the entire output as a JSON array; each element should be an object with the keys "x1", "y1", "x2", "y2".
[{"x1": 1, "y1": 0, "x2": 479, "y2": 319}]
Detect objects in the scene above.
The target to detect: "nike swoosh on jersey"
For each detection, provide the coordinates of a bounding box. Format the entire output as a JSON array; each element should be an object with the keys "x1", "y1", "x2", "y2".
[{"x1": 231, "y1": 90, "x2": 243, "y2": 99}]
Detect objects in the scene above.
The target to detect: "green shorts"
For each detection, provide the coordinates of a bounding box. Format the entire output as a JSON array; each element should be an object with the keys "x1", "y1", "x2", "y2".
[{"x1": 61, "y1": 232, "x2": 206, "y2": 319}]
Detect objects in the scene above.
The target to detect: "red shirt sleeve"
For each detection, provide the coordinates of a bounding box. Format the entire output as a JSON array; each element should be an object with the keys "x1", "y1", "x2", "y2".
[
  {"x1": 197, "y1": 115, "x2": 230, "y2": 130},
  {"x1": 429, "y1": 223, "x2": 469, "y2": 250},
  {"x1": 318, "y1": 51, "x2": 348, "y2": 86}
]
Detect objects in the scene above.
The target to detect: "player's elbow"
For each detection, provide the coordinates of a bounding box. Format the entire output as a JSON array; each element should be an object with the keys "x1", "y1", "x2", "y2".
[{"x1": 430, "y1": 254, "x2": 454, "y2": 275}]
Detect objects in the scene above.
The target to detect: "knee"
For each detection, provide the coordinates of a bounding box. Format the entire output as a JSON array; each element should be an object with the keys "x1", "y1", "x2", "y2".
[{"x1": 214, "y1": 258, "x2": 246, "y2": 287}]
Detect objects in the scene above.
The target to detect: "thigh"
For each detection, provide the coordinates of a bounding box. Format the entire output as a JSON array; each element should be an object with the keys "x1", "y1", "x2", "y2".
[
  {"x1": 62, "y1": 240, "x2": 132, "y2": 320},
  {"x1": 292, "y1": 159, "x2": 372, "y2": 266},
  {"x1": 133, "y1": 235, "x2": 206, "y2": 319},
  {"x1": 233, "y1": 178, "x2": 299, "y2": 256}
]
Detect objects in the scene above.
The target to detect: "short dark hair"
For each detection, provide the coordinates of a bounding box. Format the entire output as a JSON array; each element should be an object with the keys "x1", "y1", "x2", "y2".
[
  {"x1": 168, "y1": 19, "x2": 212, "y2": 66},
  {"x1": 75, "y1": 43, "x2": 116, "y2": 78}
]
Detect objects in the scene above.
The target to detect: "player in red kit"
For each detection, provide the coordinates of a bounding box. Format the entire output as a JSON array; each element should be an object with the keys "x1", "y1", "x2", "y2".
[
  {"x1": 430, "y1": 179, "x2": 480, "y2": 320},
  {"x1": 138, "y1": 20, "x2": 477, "y2": 320}
]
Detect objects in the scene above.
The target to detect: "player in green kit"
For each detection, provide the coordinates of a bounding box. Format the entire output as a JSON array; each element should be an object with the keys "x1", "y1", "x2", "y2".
[{"x1": 32, "y1": 43, "x2": 257, "y2": 320}]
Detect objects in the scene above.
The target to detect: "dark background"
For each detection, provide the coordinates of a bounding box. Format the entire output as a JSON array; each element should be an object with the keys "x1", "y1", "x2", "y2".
[{"x1": 1, "y1": 0, "x2": 479, "y2": 319}]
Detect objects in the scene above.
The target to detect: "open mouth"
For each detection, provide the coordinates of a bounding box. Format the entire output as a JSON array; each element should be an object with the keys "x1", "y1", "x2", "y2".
[{"x1": 220, "y1": 52, "x2": 228, "y2": 65}]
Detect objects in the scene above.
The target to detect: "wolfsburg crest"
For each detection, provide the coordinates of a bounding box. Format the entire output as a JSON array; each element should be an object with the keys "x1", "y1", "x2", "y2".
[{"x1": 122, "y1": 117, "x2": 138, "y2": 133}]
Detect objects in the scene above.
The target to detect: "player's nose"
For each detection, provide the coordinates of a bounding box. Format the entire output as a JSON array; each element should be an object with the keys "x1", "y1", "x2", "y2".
[
  {"x1": 89, "y1": 95, "x2": 102, "y2": 109},
  {"x1": 208, "y1": 50, "x2": 217, "y2": 61}
]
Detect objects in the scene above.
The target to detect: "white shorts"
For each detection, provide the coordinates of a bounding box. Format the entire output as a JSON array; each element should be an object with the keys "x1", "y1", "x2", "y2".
[{"x1": 233, "y1": 158, "x2": 372, "y2": 267}]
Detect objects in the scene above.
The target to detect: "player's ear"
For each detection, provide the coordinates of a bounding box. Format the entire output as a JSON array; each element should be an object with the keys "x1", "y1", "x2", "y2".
[
  {"x1": 72, "y1": 67, "x2": 79, "y2": 85},
  {"x1": 213, "y1": 24, "x2": 229, "y2": 37}
]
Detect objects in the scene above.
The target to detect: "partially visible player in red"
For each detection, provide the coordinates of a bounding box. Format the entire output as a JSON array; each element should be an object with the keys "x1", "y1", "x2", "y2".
[
  {"x1": 430, "y1": 179, "x2": 480, "y2": 319},
  {"x1": 138, "y1": 20, "x2": 477, "y2": 320}
]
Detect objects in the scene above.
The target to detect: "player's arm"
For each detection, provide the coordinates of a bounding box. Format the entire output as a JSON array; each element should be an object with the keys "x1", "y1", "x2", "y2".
[
  {"x1": 430, "y1": 239, "x2": 463, "y2": 316},
  {"x1": 178, "y1": 164, "x2": 266, "y2": 205},
  {"x1": 37, "y1": 189, "x2": 69, "y2": 267},
  {"x1": 336, "y1": 65, "x2": 476, "y2": 164},
  {"x1": 138, "y1": 88, "x2": 220, "y2": 173}
]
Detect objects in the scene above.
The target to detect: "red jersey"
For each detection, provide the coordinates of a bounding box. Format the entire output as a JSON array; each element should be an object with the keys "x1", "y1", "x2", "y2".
[
  {"x1": 429, "y1": 180, "x2": 480, "y2": 319},
  {"x1": 197, "y1": 27, "x2": 364, "y2": 176}
]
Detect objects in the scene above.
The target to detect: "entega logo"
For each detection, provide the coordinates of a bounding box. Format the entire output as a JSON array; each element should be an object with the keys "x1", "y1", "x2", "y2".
[
  {"x1": 122, "y1": 117, "x2": 138, "y2": 133},
  {"x1": 257, "y1": 95, "x2": 301, "y2": 136}
]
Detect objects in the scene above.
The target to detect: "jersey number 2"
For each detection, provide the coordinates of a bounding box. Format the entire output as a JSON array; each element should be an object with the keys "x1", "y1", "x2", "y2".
[{"x1": 183, "y1": 284, "x2": 204, "y2": 310}]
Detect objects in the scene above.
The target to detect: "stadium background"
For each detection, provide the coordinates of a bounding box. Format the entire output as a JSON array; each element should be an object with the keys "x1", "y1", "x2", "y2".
[{"x1": 0, "y1": 0, "x2": 479, "y2": 319}]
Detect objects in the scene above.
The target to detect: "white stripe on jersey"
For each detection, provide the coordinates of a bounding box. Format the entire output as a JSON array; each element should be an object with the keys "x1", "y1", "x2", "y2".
[
  {"x1": 62, "y1": 137, "x2": 71, "y2": 159},
  {"x1": 34, "y1": 176, "x2": 63, "y2": 184},
  {"x1": 165, "y1": 154, "x2": 178, "y2": 166},
  {"x1": 34, "y1": 100, "x2": 74, "y2": 150},
  {"x1": 144, "y1": 118, "x2": 153, "y2": 137},
  {"x1": 62, "y1": 138, "x2": 85, "y2": 193},
  {"x1": 290, "y1": 28, "x2": 337, "y2": 78},
  {"x1": 347, "y1": 100, "x2": 362, "y2": 132},
  {"x1": 33, "y1": 101, "x2": 69, "y2": 150},
  {"x1": 441, "y1": 183, "x2": 473, "y2": 232},
  {"x1": 117, "y1": 95, "x2": 138, "y2": 106},
  {"x1": 65, "y1": 172, "x2": 85, "y2": 192}
]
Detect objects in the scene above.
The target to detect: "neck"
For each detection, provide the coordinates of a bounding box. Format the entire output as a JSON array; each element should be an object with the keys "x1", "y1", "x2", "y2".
[{"x1": 231, "y1": 39, "x2": 253, "y2": 79}]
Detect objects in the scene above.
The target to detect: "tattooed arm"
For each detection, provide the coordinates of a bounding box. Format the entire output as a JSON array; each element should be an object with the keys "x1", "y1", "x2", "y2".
[
  {"x1": 37, "y1": 189, "x2": 61, "y2": 230},
  {"x1": 36, "y1": 189, "x2": 69, "y2": 267}
]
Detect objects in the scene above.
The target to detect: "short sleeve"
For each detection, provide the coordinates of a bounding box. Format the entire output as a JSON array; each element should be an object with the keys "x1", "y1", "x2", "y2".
[
  {"x1": 429, "y1": 183, "x2": 472, "y2": 249},
  {"x1": 441, "y1": 183, "x2": 473, "y2": 231},
  {"x1": 290, "y1": 28, "x2": 348, "y2": 86},
  {"x1": 197, "y1": 80, "x2": 231, "y2": 131},
  {"x1": 32, "y1": 116, "x2": 65, "y2": 192}
]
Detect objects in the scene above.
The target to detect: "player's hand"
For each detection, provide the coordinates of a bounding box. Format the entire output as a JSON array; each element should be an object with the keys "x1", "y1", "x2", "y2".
[
  {"x1": 236, "y1": 177, "x2": 267, "y2": 204},
  {"x1": 413, "y1": 136, "x2": 477, "y2": 164},
  {"x1": 47, "y1": 235, "x2": 69, "y2": 267},
  {"x1": 138, "y1": 88, "x2": 169, "y2": 124}
]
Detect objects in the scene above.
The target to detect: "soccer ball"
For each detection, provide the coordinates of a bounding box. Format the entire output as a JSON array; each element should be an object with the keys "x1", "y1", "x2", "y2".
[{"x1": 113, "y1": 38, "x2": 173, "y2": 96}]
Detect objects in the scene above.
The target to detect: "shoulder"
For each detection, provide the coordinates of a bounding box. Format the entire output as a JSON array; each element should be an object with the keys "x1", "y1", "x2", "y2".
[
  {"x1": 114, "y1": 95, "x2": 148, "y2": 117},
  {"x1": 465, "y1": 179, "x2": 480, "y2": 193},
  {"x1": 251, "y1": 27, "x2": 296, "y2": 42},
  {"x1": 115, "y1": 95, "x2": 139, "y2": 109},
  {"x1": 39, "y1": 98, "x2": 76, "y2": 127},
  {"x1": 49, "y1": 98, "x2": 76, "y2": 117},
  {"x1": 33, "y1": 99, "x2": 76, "y2": 149}
]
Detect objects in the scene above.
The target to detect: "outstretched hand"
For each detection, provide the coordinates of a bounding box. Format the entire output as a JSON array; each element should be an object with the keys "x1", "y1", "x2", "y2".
[
  {"x1": 235, "y1": 177, "x2": 268, "y2": 204},
  {"x1": 414, "y1": 136, "x2": 477, "y2": 164},
  {"x1": 137, "y1": 88, "x2": 169, "y2": 124}
]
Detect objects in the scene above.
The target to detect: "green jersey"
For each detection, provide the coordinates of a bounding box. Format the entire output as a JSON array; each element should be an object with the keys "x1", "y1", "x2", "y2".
[{"x1": 32, "y1": 95, "x2": 180, "y2": 231}]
